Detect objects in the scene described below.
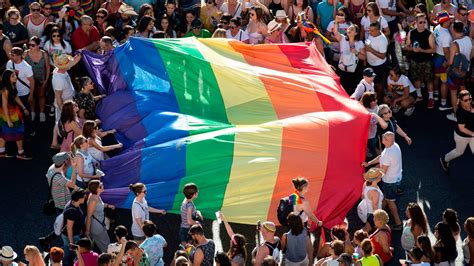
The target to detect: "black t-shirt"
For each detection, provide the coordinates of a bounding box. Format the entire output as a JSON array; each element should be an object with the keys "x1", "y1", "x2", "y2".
[
  {"x1": 455, "y1": 107, "x2": 474, "y2": 138},
  {"x1": 3, "y1": 21, "x2": 28, "y2": 47},
  {"x1": 62, "y1": 203, "x2": 84, "y2": 236}
]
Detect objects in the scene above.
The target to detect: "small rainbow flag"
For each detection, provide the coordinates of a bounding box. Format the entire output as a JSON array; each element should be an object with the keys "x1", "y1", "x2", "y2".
[{"x1": 83, "y1": 37, "x2": 369, "y2": 227}]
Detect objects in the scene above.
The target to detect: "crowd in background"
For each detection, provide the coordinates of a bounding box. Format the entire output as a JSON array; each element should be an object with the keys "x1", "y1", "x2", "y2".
[{"x1": 0, "y1": 0, "x2": 473, "y2": 264}]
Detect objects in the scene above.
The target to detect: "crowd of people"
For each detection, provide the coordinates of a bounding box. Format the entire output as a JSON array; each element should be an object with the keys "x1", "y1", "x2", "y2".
[{"x1": 0, "y1": 0, "x2": 473, "y2": 264}]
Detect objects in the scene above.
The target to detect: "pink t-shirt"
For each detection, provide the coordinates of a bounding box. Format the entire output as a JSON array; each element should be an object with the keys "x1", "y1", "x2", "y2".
[{"x1": 74, "y1": 251, "x2": 99, "y2": 266}]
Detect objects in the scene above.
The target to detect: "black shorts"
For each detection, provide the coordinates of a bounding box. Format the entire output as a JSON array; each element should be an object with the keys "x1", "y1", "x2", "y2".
[{"x1": 371, "y1": 62, "x2": 388, "y2": 85}]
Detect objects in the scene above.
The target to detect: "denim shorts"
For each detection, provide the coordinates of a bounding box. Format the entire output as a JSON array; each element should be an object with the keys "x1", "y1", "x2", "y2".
[{"x1": 380, "y1": 181, "x2": 397, "y2": 201}]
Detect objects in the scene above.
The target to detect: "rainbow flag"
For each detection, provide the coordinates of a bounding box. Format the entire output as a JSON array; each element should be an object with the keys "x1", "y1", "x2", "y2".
[{"x1": 82, "y1": 37, "x2": 369, "y2": 227}]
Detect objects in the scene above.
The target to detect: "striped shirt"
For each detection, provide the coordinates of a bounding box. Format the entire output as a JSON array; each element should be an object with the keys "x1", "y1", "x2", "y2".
[{"x1": 46, "y1": 164, "x2": 71, "y2": 209}]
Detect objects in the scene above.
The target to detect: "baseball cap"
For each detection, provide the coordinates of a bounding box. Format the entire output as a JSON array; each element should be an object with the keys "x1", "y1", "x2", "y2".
[
  {"x1": 363, "y1": 68, "x2": 376, "y2": 77},
  {"x1": 191, "y1": 19, "x2": 202, "y2": 29},
  {"x1": 52, "y1": 152, "x2": 69, "y2": 166}
]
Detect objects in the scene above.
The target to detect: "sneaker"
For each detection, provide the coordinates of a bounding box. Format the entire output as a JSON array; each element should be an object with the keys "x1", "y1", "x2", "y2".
[
  {"x1": 404, "y1": 106, "x2": 415, "y2": 116},
  {"x1": 415, "y1": 96, "x2": 423, "y2": 103},
  {"x1": 0, "y1": 152, "x2": 14, "y2": 158},
  {"x1": 392, "y1": 105, "x2": 402, "y2": 113},
  {"x1": 391, "y1": 224, "x2": 403, "y2": 231},
  {"x1": 446, "y1": 113, "x2": 457, "y2": 122},
  {"x1": 439, "y1": 101, "x2": 452, "y2": 111},
  {"x1": 440, "y1": 156, "x2": 449, "y2": 172},
  {"x1": 16, "y1": 153, "x2": 32, "y2": 160},
  {"x1": 427, "y1": 98, "x2": 435, "y2": 109},
  {"x1": 49, "y1": 106, "x2": 55, "y2": 117},
  {"x1": 31, "y1": 112, "x2": 36, "y2": 122},
  {"x1": 434, "y1": 90, "x2": 439, "y2": 100},
  {"x1": 39, "y1": 112, "x2": 46, "y2": 122}
]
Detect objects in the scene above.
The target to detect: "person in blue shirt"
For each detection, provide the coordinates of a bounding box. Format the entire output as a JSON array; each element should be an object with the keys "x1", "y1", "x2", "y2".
[{"x1": 316, "y1": 0, "x2": 341, "y2": 33}]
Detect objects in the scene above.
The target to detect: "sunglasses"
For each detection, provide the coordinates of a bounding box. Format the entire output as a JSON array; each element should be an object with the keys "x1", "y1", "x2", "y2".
[
  {"x1": 462, "y1": 97, "x2": 472, "y2": 102},
  {"x1": 220, "y1": 21, "x2": 228, "y2": 24},
  {"x1": 52, "y1": 34, "x2": 60, "y2": 38},
  {"x1": 192, "y1": 26, "x2": 201, "y2": 29},
  {"x1": 31, "y1": 8, "x2": 41, "y2": 12},
  {"x1": 96, "y1": 15, "x2": 105, "y2": 18},
  {"x1": 337, "y1": 13, "x2": 345, "y2": 16},
  {"x1": 459, "y1": 13, "x2": 468, "y2": 16},
  {"x1": 142, "y1": 190, "x2": 147, "y2": 194},
  {"x1": 10, "y1": 16, "x2": 19, "y2": 19},
  {"x1": 418, "y1": 21, "x2": 426, "y2": 24}
]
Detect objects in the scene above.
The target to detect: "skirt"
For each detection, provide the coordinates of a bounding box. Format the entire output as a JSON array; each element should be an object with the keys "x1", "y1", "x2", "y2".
[{"x1": 0, "y1": 105, "x2": 24, "y2": 141}]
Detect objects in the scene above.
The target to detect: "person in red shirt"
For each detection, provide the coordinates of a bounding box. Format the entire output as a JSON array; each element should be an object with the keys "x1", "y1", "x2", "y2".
[{"x1": 71, "y1": 15, "x2": 100, "y2": 51}]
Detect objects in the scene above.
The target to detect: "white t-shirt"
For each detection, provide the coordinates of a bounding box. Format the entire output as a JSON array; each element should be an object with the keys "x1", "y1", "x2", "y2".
[
  {"x1": 367, "y1": 33, "x2": 388, "y2": 66},
  {"x1": 432, "y1": 4, "x2": 457, "y2": 17},
  {"x1": 380, "y1": 143, "x2": 402, "y2": 184},
  {"x1": 387, "y1": 74, "x2": 416, "y2": 95},
  {"x1": 433, "y1": 25, "x2": 452, "y2": 56},
  {"x1": 339, "y1": 37, "x2": 364, "y2": 55},
  {"x1": 455, "y1": 36, "x2": 472, "y2": 60},
  {"x1": 44, "y1": 40, "x2": 73, "y2": 64},
  {"x1": 6, "y1": 60, "x2": 33, "y2": 97},
  {"x1": 220, "y1": 2, "x2": 242, "y2": 18},
  {"x1": 360, "y1": 16, "x2": 388, "y2": 40},
  {"x1": 376, "y1": 0, "x2": 396, "y2": 22},
  {"x1": 226, "y1": 29, "x2": 249, "y2": 42},
  {"x1": 52, "y1": 68, "x2": 75, "y2": 106},
  {"x1": 352, "y1": 79, "x2": 375, "y2": 100},
  {"x1": 326, "y1": 21, "x2": 351, "y2": 52},
  {"x1": 131, "y1": 198, "x2": 149, "y2": 237}
]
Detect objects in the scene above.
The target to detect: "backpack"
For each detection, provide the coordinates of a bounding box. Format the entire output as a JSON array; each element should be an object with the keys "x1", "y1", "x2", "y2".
[
  {"x1": 338, "y1": 51, "x2": 358, "y2": 73},
  {"x1": 53, "y1": 205, "x2": 74, "y2": 236},
  {"x1": 448, "y1": 42, "x2": 470, "y2": 79},
  {"x1": 277, "y1": 196, "x2": 294, "y2": 226}
]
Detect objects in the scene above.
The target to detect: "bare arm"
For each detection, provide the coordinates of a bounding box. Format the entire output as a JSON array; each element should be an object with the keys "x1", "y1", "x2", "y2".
[
  {"x1": 376, "y1": 232, "x2": 390, "y2": 254},
  {"x1": 89, "y1": 137, "x2": 122, "y2": 152},
  {"x1": 67, "y1": 219, "x2": 75, "y2": 244},
  {"x1": 254, "y1": 246, "x2": 268, "y2": 266},
  {"x1": 66, "y1": 158, "x2": 78, "y2": 189},
  {"x1": 219, "y1": 212, "x2": 235, "y2": 238},
  {"x1": 2, "y1": 90, "x2": 11, "y2": 124},
  {"x1": 193, "y1": 248, "x2": 204, "y2": 266},
  {"x1": 149, "y1": 206, "x2": 166, "y2": 214},
  {"x1": 373, "y1": 113, "x2": 388, "y2": 129},
  {"x1": 3, "y1": 39, "x2": 12, "y2": 59}
]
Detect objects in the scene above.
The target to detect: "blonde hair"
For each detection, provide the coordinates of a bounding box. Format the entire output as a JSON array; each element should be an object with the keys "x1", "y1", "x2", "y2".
[
  {"x1": 374, "y1": 209, "x2": 389, "y2": 225},
  {"x1": 212, "y1": 28, "x2": 227, "y2": 38},
  {"x1": 24, "y1": 246, "x2": 45, "y2": 266},
  {"x1": 5, "y1": 7, "x2": 21, "y2": 22}
]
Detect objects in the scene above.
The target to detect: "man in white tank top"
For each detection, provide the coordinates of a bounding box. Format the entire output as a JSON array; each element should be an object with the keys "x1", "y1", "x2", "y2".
[{"x1": 446, "y1": 20, "x2": 472, "y2": 121}]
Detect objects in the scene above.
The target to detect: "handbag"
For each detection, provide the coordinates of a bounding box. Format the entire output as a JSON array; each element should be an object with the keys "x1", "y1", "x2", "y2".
[
  {"x1": 43, "y1": 172, "x2": 61, "y2": 216},
  {"x1": 338, "y1": 51, "x2": 358, "y2": 73}
]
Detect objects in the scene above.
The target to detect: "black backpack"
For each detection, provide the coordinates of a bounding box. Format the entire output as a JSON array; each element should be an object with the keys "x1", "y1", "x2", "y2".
[{"x1": 277, "y1": 196, "x2": 294, "y2": 226}]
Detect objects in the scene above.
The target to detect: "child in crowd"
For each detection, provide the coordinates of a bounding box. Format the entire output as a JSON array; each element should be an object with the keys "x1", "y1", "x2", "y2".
[{"x1": 351, "y1": 68, "x2": 376, "y2": 101}]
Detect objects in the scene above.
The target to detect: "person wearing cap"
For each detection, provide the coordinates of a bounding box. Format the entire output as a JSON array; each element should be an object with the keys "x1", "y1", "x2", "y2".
[
  {"x1": 184, "y1": 19, "x2": 211, "y2": 38},
  {"x1": 265, "y1": 20, "x2": 288, "y2": 43},
  {"x1": 253, "y1": 221, "x2": 281, "y2": 265},
  {"x1": 361, "y1": 168, "x2": 384, "y2": 232},
  {"x1": 6, "y1": 46, "x2": 35, "y2": 136},
  {"x1": 226, "y1": 17, "x2": 250, "y2": 43},
  {"x1": 71, "y1": 15, "x2": 100, "y2": 51},
  {"x1": 46, "y1": 152, "x2": 78, "y2": 210},
  {"x1": 73, "y1": 238, "x2": 99, "y2": 266},
  {"x1": 404, "y1": 13, "x2": 436, "y2": 109},
  {"x1": 362, "y1": 132, "x2": 403, "y2": 231},
  {"x1": 431, "y1": 0, "x2": 457, "y2": 24},
  {"x1": 433, "y1": 11, "x2": 453, "y2": 112},
  {"x1": 445, "y1": 20, "x2": 472, "y2": 122},
  {"x1": 0, "y1": 246, "x2": 18, "y2": 266},
  {"x1": 112, "y1": 5, "x2": 137, "y2": 42},
  {"x1": 351, "y1": 68, "x2": 375, "y2": 100}
]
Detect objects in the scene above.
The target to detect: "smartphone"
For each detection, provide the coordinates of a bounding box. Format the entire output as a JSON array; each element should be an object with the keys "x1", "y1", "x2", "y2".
[{"x1": 69, "y1": 244, "x2": 78, "y2": 250}]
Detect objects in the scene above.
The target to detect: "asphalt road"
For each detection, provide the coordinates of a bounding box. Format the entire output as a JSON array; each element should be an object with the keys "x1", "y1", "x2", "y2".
[{"x1": 1, "y1": 97, "x2": 473, "y2": 265}]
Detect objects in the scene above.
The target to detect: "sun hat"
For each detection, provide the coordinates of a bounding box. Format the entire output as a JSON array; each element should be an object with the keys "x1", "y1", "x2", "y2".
[
  {"x1": 0, "y1": 246, "x2": 18, "y2": 261},
  {"x1": 435, "y1": 11, "x2": 453, "y2": 24},
  {"x1": 53, "y1": 54, "x2": 74, "y2": 70},
  {"x1": 267, "y1": 20, "x2": 282, "y2": 33},
  {"x1": 118, "y1": 5, "x2": 138, "y2": 16},
  {"x1": 363, "y1": 168, "x2": 384, "y2": 182},
  {"x1": 275, "y1": 10, "x2": 287, "y2": 19}
]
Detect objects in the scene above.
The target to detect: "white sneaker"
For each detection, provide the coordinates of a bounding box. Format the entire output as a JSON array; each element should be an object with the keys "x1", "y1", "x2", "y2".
[
  {"x1": 404, "y1": 106, "x2": 415, "y2": 116},
  {"x1": 438, "y1": 100, "x2": 452, "y2": 111},
  {"x1": 39, "y1": 112, "x2": 46, "y2": 122},
  {"x1": 446, "y1": 113, "x2": 457, "y2": 122},
  {"x1": 31, "y1": 112, "x2": 36, "y2": 122}
]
